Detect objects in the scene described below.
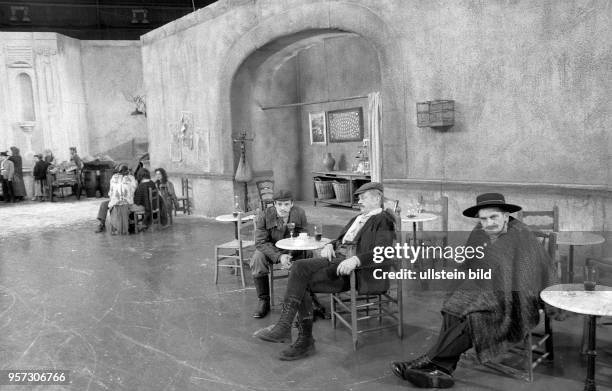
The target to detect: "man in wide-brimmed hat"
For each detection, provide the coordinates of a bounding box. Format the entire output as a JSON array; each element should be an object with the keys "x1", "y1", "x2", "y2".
[
  {"x1": 391, "y1": 192, "x2": 559, "y2": 389},
  {"x1": 250, "y1": 189, "x2": 308, "y2": 319},
  {"x1": 253, "y1": 182, "x2": 396, "y2": 361}
]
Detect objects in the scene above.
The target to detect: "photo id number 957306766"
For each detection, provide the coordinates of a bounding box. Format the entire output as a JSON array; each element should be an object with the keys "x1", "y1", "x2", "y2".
[{"x1": 0, "y1": 370, "x2": 70, "y2": 385}]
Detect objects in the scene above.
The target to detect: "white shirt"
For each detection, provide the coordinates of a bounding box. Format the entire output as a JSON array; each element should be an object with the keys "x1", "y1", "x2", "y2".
[{"x1": 342, "y1": 207, "x2": 383, "y2": 244}]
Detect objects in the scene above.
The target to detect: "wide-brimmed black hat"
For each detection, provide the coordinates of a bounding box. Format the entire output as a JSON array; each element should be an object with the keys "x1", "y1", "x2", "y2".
[
  {"x1": 0, "y1": 151, "x2": 8, "y2": 157},
  {"x1": 462, "y1": 192, "x2": 522, "y2": 217}
]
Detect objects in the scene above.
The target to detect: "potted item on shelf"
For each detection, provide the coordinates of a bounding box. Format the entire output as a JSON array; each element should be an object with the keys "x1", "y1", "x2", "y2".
[{"x1": 323, "y1": 153, "x2": 335, "y2": 171}]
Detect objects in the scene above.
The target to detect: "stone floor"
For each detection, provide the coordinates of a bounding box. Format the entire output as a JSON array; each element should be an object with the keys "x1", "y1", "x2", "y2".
[{"x1": 1, "y1": 200, "x2": 611, "y2": 390}]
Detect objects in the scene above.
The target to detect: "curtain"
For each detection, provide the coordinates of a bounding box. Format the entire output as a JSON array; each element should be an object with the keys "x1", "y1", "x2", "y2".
[{"x1": 368, "y1": 92, "x2": 382, "y2": 182}]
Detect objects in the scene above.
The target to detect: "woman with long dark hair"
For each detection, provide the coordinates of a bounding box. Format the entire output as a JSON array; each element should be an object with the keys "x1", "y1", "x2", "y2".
[
  {"x1": 9, "y1": 147, "x2": 27, "y2": 201},
  {"x1": 154, "y1": 167, "x2": 178, "y2": 222}
]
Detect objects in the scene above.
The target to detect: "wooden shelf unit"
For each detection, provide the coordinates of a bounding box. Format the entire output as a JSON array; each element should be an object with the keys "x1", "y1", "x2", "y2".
[{"x1": 312, "y1": 171, "x2": 371, "y2": 209}]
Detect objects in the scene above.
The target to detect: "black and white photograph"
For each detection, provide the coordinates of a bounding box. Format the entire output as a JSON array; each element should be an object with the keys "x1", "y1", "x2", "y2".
[
  {"x1": 0, "y1": 1, "x2": 610, "y2": 390},
  {"x1": 309, "y1": 111, "x2": 326, "y2": 145}
]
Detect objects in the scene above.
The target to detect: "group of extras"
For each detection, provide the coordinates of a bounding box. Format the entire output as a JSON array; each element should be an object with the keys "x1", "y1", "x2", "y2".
[
  {"x1": 92, "y1": 164, "x2": 178, "y2": 235},
  {"x1": 248, "y1": 182, "x2": 565, "y2": 389},
  {"x1": 0, "y1": 146, "x2": 33, "y2": 203},
  {"x1": 0, "y1": 146, "x2": 83, "y2": 203}
]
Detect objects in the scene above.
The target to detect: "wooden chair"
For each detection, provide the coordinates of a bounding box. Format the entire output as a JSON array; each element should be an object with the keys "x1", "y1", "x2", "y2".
[
  {"x1": 214, "y1": 211, "x2": 256, "y2": 288},
  {"x1": 148, "y1": 187, "x2": 161, "y2": 230},
  {"x1": 330, "y1": 199, "x2": 403, "y2": 350},
  {"x1": 175, "y1": 177, "x2": 191, "y2": 215},
  {"x1": 480, "y1": 230, "x2": 557, "y2": 382},
  {"x1": 517, "y1": 206, "x2": 559, "y2": 232},
  {"x1": 256, "y1": 180, "x2": 275, "y2": 211}
]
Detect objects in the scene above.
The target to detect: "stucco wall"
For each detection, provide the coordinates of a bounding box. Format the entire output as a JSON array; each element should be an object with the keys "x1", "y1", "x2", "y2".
[
  {"x1": 80, "y1": 40, "x2": 146, "y2": 158},
  {"x1": 141, "y1": 0, "x2": 611, "y2": 223}
]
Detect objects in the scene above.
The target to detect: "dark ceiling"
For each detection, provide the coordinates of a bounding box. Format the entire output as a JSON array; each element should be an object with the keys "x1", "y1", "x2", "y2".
[{"x1": 0, "y1": 0, "x2": 219, "y2": 40}]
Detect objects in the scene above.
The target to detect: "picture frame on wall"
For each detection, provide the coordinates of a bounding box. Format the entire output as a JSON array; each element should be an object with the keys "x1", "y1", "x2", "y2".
[
  {"x1": 327, "y1": 107, "x2": 364, "y2": 143},
  {"x1": 309, "y1": 112, "x2": 327, "y2": 145}
]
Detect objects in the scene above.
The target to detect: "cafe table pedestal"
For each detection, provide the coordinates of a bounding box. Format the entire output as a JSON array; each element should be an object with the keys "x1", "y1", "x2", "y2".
[
  {"x1": 401, "y1": 213, "x2": 439, "y2": 289},
  {"x1": 541, "y1": 284, "x2": 612, "y2": 391},
  {"x1": 557, "y1": 232, "x2": 605, "y2": 283}
]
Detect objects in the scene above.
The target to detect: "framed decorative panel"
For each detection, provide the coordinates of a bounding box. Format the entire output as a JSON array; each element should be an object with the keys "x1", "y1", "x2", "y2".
[
  {"x1": 309, "y1": 112, "x2": 326, "y2": 145},
  {"x1": 327, "y1": 107, "x2": 364, "y2": 143}
]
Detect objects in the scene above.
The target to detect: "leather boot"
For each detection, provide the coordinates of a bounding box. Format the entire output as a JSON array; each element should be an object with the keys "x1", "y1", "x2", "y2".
[
  {"x1": 95, "y1": 221, "x2": 106, "y2": 233},
  {"x1": 253, "y1": 299, "x2": 298, "y2": 343},
  {"x1": 279, "y1": 318, "x2": 315, "y2": 360},
  {"x1": 252, "y1": 276, "x2": 270, "y2": 318}
]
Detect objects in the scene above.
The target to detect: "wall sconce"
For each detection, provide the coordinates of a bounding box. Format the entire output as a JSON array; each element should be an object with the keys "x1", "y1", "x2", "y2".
[
  {"x1": 10, "y1": 6, "x2": 31, "y2": 23},
  {"x1": 131, "y1": 9, "x2": 149, "y2": 24},
  {"x1": 417, "y1": 100, "x2": 454, "y2": 129}
]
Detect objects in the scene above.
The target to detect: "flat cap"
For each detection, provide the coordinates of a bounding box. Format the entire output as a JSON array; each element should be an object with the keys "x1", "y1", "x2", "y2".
[
  {"x1": 273, "y1": 189, "x2": 293, "y2": 201},
  {"x1": 354, "y1": 182, "x2": 383, "y2": 195}
]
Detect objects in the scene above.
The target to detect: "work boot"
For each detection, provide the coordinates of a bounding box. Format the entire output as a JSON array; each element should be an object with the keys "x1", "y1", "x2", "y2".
[
  {"x1": 252, "y1": 276, "x2": 270, "y2": 318},
  {"x1": 391, "y1": 355, "x2": 433, "y2": 380},
  {"x1": 253, "y1": 300, "x2": 299, "y2": 343},
  {"x1": 279, "y1": 318, "x2": 315, "y2": 361},
  {"x1": 95, "y1": 221, "x2": 106, "y2": 233}
]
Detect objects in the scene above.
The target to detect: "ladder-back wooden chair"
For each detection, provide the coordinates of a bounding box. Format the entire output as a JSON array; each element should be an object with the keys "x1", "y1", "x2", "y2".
[
  {"x1": 330, "y1": 198, "x2": 404, "y2": 350},
  {"x1": 175, "y1": 177, "x2": 191, "y2": 215},
  {"x1": 517, "y1": 206, "x2": 559, "y2": 232},
  {"x1": 256, "y1": 180, "x2": 275, "y2": 211},
  {"x1": 479, "y1": 230, "x2": 557, "y2": 382},
  {"x1": 214, "y1": 211, "x2": 256, "y2": 288},
  {"x1": 148, "y1": 187, "x2": 161, "y2": 230}
]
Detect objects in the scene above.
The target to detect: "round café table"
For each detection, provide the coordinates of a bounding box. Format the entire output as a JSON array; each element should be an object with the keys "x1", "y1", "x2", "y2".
[
  {"x1": 215, "y1": 213, "x2": 255, "y2": 239},
  {"x1": 557, "y1": 232, "x2": 605, "y2": 283},
  {"x1": 401, "y1": 212, "x2": 439, "y2": 247},
  {"x1": 275, "y1": 236, "x2": 331, "y2": 251},
  {"x1": 541, "y1": 284, "x2": 612, "y2": 391}
]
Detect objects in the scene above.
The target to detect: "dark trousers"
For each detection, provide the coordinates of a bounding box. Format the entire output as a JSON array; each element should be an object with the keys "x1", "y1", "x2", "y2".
[
  {"x1": 97, "y1": 200, "x2": 110, "y2": 222},
  {"x1": 284, "y1": 257, "x2": 350, "y2": 319},
  {"x1": 427, "y1": 312, "x2": 473, "y2": 374},
  {"x1": 1, "y1": 178, "x2": 14, "y2": 202}
]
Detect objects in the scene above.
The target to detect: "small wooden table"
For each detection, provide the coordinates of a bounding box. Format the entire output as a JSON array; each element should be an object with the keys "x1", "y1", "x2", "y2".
[
  {"x1": 557, "y1": 232, "x2": 605, "y2": 283},
  {"x1": 541, "y1": 284, "x2": 612, "y2": 391}
]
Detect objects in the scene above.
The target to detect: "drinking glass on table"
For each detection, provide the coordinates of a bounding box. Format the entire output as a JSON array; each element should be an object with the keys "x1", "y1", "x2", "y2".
[
  {"x1": 583, "y1": 265, "x2": 598, "y2": 291},
  {"x1": 313, "y1": 223, "x2": 322, "y2": 241},
  {"x1": 287, "y1": 222, "x2": 296, "y2": 238}
]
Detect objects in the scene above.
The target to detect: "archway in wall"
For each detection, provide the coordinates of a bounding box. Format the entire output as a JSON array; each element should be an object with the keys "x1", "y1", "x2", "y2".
[{"x1": 229, "y1": 29, "x2": 381, "y2": 205}]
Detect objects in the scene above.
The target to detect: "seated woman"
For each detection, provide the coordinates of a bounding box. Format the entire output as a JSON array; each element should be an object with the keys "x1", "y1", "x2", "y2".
[
  {"x1": 134, "y1": 169, "x2": 167, "y2": 229},
  {"x1": 108, "y1": 164, "x2": 138, "y2": 235},
  {"x1": 154, "y1": 168, "x2": 179, "y2": 222}
]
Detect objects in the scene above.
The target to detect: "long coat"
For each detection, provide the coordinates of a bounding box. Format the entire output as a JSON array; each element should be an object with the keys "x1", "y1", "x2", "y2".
[
  {"x1": 327, "y1": 210, "x2": 396, "y2": 294},
  {"x1": 8, "y1": 155, "x2": 27, "y2": 197}
]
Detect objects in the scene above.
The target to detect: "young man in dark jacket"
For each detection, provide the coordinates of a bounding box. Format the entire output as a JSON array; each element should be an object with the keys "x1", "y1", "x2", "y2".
[
  {"x1": 250, "y1": 189, "x2": 307, "y2": 318},
  {"x1": 253, "y1": 182, "x2": 395, "y2": 360}
]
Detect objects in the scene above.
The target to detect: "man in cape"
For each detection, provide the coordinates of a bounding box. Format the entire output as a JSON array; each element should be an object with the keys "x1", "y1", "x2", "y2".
[{"x1": 391, "y1": 193, "x2": 558, "y2": 388}]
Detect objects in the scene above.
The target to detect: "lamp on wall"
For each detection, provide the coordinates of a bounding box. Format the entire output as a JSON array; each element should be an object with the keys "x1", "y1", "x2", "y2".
[{"x1": 125, "y1": 94, "x2": 146, "y2": 116}]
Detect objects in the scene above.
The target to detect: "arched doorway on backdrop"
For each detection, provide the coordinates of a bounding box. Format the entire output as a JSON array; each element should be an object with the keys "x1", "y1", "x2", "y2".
[{"x1": 229, "y1": 30, "x2": 383, "y2": 210}]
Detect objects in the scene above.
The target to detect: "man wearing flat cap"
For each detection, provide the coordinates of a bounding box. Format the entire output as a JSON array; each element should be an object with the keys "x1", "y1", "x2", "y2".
[
  {"x1": 0, "y1": 151, "x2": 15, "y2": 203},
  {"x1": 391, "y1": 193, "x2": 558, "y2": 389},
  {"x1": 250, "y1": 189, "x2": 308, "y2": 319},
  {"x1": 254, "y1": 182, "x2": 396, "y2": 361}
]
